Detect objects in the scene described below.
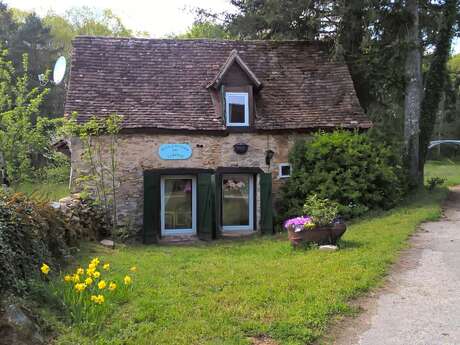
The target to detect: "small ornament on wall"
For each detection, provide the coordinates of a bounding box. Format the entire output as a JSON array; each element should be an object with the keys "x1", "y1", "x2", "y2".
[{"x1": 233, "y1": 143, "x2": 249, "y2": 154}]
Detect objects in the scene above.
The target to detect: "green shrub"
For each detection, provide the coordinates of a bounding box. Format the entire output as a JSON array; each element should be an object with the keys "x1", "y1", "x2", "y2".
[
  {"x1": 303, "y1": 194, "x2": 339, "y2": 226},
  {"x1": 0, "y1": 191, "x2": 76, "y2": 294},
  {"x1": 280, "y1": 131, "x2": 405, "y2": 220},
  {"x1": 35, "y1": 153, "x2": 71, "y2": 184},
  {"x1": 426, "y1": 176, "x2": 446, "y2": 191}
]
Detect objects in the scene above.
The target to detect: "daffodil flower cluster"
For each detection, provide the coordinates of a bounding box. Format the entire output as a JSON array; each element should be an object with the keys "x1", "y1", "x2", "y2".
[
  {"x1": 59, "y1": 257, "x2": 124, "y2": 305},
  {"x1": 44, "y1": 258, "x2": 137, "y2": 304},
  {"x1": 41, "y1": 258, "x2": 138, "y2": 327}
]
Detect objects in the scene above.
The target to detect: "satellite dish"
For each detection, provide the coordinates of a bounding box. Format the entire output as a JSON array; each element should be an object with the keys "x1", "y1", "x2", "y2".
[{"x1": 53, "y1": 56, "x2": 66, "y2": 85}]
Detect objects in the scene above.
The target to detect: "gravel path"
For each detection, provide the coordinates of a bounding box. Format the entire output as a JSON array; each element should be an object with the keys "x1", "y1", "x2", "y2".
[{"x1": 333, "y1": 186, "x2": 460, "y2": 345}]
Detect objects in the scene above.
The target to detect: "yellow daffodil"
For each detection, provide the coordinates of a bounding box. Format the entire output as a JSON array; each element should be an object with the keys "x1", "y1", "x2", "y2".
[
  {"x1": 88, "y1": 263, "x2": 96, "y2": 270},
  {"x1": 76, "y1": 267, "x2": 84, "y2": 275},
  {"x1": 98, "y1": 280, "x2": 106, "y2": 290},
  {"x1": 103, "y1": 263, "x2": 110, "y2": 270},
  {"x1": 108, "y1": 282, "x2": 117, "y2": 291},
  {"x1": 90, "y1": 258, "x2": 100, "y2": 267},
  {"x1": 86, "y1": 268, "x2": 95, "y2": 276},
  {"x1": 72, "y1": 274, "x2": 80, "y2": 283},
  {"x1": 40, "y1": 263, "x2": 50, "y2": 275},
  {"x1": 64, "y1": 275, "x2": 72, "y2": 282},
  {"x1": 124, "y1": 275, "x2": 132, "y2": 285},
  {"x1": 85, "y1": 277, "x2": 93, "y2": 285},
  {"x1": 130, "y1": 266, "x2": 137, "y2": 272},
  {"x1": 90, "y1": 294, "x2": 105, "y2": 304},
  {"x1": 74, "y1": 283, "x2": 86, "y2": 292},
  {"x1": 93, "y1": 271, "x2": 101, "y2": 279}
]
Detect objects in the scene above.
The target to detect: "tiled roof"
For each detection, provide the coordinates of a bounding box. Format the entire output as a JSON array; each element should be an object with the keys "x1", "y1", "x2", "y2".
[{"x1": 65, "y1": 36, "x2": 371, "y2": 131}]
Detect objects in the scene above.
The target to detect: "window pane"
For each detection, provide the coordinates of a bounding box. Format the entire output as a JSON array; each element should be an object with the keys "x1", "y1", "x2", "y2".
[
  {"x1": 229, "y1": 104, "x2": 246, "y2": 123},
  {"x1": 281, "y1": 165, "x2": 291, "y2": 176},
  {"x1": 226, "y1": 93, "x2": 248, "y2": 125},
  {"x1": 222, "y1": 175, "x2": 250, "y2": 226},
  {"x1": 227, "y1": 94, "x2": 246, "y2": 104},
  {"x1": 164, "y1": 178, "x2": 192, "y2": 230}
]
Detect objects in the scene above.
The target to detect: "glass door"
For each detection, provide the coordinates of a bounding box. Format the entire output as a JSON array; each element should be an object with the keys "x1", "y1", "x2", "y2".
[
  {"x1": 161, "y1": 175, "x2": 196, "y2": 236},
  {"x1": 222, "y1": 174, "x2": 254, "y2": 231}
]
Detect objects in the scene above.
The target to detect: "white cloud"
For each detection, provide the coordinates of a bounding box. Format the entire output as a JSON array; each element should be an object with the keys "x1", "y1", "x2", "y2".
[{"x1": 5, "y1": 0, "x2": 235, "y2": 37}]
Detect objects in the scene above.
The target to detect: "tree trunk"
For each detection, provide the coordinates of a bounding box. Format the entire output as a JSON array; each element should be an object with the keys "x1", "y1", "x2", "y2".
[
  {"x1": 419, "y1": 0, "x2": 458, "y2": 180},
  {"x1": 436, "y1": 91, "x2": 446, "y2": 158},
  {"x1": 404, "y1": 0, "x2": 422, "y2": 187},
  {"x1": 338, "y1": 0, "x2": 370, "y2": 111}
]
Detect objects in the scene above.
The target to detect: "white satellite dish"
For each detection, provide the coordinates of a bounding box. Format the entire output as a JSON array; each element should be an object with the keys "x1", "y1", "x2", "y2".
[{"x1": 53, "y1": 56, "x2": 66, "y2": 85}]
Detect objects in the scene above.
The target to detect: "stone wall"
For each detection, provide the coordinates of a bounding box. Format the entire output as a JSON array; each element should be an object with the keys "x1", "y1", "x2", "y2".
[{"x1": 70, "y1": 132, "x2": 311, "y2": 237}]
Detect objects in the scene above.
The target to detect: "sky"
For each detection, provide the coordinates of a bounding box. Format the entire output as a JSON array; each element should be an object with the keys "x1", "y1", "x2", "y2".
[
  {"x1": 5, "y1": 0, "x2": 460, "y2": 54},
  {"x1": 5, "y1": 0, "x2": 236, "y2": 38}
]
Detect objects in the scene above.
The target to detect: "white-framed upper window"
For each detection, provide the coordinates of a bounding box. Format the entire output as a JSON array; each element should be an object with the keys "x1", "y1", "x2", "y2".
[
  {"x1": 225, "y1": 92, "x2": 249, "y2": 127},
  {"x1": 278, "y1": 163, "x2": 292, "y2": 178}
]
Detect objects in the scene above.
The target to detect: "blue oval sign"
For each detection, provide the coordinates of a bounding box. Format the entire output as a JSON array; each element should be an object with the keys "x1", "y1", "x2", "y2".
[{"x1": 158, "y1": 144, "x2": 192, "y2": 160}]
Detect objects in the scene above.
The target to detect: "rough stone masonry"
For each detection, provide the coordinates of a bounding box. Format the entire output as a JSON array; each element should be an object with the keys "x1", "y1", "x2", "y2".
[{"x1": 70, "y1": 131, "x2": 311, "y2": 238}]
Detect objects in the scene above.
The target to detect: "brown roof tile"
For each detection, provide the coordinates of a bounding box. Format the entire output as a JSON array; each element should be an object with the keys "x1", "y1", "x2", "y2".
[{"x1": 65, "y1": 36, "x2": 371, "y2": 131}]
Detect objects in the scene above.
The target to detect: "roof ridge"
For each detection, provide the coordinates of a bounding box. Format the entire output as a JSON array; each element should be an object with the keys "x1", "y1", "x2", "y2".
[{"x1": 72, "y1": 35, "x2": 331, "y2": 46}]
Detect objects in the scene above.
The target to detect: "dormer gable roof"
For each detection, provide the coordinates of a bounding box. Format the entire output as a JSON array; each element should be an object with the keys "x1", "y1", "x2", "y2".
[{"x1": 207, "y1": 49, "x2": 262, "y2": 90}]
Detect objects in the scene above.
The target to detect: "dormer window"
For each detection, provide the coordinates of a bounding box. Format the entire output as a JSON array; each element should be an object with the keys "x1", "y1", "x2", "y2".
[
  {"x1": 207, "y1": 50, "x2": 262, "y2": 130},
  {"x1": 226, "y1": 92, "x2": 249, "y2": 126}
]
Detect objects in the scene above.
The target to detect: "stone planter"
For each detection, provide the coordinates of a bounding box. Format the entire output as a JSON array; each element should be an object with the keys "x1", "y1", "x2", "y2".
[{"x1": 287, "y1": 221, "x2": 346, "y2": 247}]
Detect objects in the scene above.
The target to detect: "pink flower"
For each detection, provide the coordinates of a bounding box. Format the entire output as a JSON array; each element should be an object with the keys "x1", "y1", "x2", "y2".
[{"x1": 283, "y1": 216, "x2": 312, "y2": 231}]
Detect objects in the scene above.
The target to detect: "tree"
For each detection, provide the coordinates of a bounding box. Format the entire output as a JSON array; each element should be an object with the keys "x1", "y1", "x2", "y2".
[
  {"x1": 43, "y1": 12, "x2": 76, "y2": 57},
  {"x1": 337, "y1": 0, "x2": 369, "y2": 110},
  {"x1": 225, "y1": 0, "x2": 336, "y2": 40},
  {"x1": 0, "y1": 49, "x2": 51, "y2": 183},
  {"x1": 175, "y1": 21, "x2": 232, "y2": 39},
  {"x1": 0, "y1": 1, "x2": 17, "y2": 47},
  {"x1": 66, "y1": 7, "x2": 134, "y2": 37},
  {"x1": 403, "y1": 0, "x2": 423, "y2": 186},
  {"x1": 44, "y1": 7, "x2": 149, "y2": 57},
  {"x1": 419, "y1": 0, "x2": 458, "y2": 175},
  {"x1": 9, "y1": 13, "x2": 61, "y2": 118}
]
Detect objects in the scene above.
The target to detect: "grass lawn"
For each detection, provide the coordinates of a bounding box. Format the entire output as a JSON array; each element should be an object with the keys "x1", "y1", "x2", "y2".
[
  {"x1": 425, "y1": 159, "x2": 460, "y2": 186},
  {"x1": 14, "y1": 182, "x2": 69, "y2": 201},
  {"x1": 37, "y1": 161, "x2": 459, "y2": 344}
]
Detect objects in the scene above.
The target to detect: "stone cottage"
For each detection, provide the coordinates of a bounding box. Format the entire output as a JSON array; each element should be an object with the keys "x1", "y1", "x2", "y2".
[{"x1": 65, "y1": 36, "x2": 371, "y2": 243}]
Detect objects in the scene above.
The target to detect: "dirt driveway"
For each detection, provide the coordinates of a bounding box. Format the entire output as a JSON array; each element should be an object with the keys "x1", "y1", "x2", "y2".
[{"x1": 332, "y1": 186, "x2": 460, "y2": 345}]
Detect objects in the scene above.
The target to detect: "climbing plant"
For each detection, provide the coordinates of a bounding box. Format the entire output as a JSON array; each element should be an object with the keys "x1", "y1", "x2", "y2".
[{"x1": 62, "y1": 113, "x2": 123, "y2": 233}]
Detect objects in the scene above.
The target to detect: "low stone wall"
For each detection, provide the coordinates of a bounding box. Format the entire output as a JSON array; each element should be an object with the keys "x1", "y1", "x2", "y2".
[{"x1": 58, "y1": 194, "x2": 111, "y2": 240}]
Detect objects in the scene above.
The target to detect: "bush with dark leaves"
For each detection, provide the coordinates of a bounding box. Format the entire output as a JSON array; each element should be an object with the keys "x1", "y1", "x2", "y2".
[
  {"x1": 0, "y1": 191, "x2": 76, "y2": 294},
  {"x1": 279, "y1": 131, "x2": 405, "y2": 221}
]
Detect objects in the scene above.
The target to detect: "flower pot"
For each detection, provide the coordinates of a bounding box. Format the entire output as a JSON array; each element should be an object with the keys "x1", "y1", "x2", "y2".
[{"x1": 287, "y1": 221, "x2": 346, "y2": 247}]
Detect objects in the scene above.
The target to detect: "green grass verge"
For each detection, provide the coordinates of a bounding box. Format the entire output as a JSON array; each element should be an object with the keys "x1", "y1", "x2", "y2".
[
  {"x1": 425, "y1": 159, "x2": 460, "y2": 186},
  {"x1": 35, "y1": 161, "x2": 460, "y2": 344},
  {"x1": 14, "y1": 182, "x2": 69, "y2": 201},
  {"x1": 43, "y1": 189, "x2": 446, "y2": 345}
]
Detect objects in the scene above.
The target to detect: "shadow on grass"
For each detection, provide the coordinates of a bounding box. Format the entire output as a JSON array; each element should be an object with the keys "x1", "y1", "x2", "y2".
[{"x1": 338, "y1": 239, "x2": 363, "y2": 249}]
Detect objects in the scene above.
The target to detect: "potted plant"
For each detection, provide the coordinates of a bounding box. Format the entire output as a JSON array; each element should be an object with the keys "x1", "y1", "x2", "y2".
[{"x1": 284, "y1": 195, "x2": 346, "y2": 247}]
